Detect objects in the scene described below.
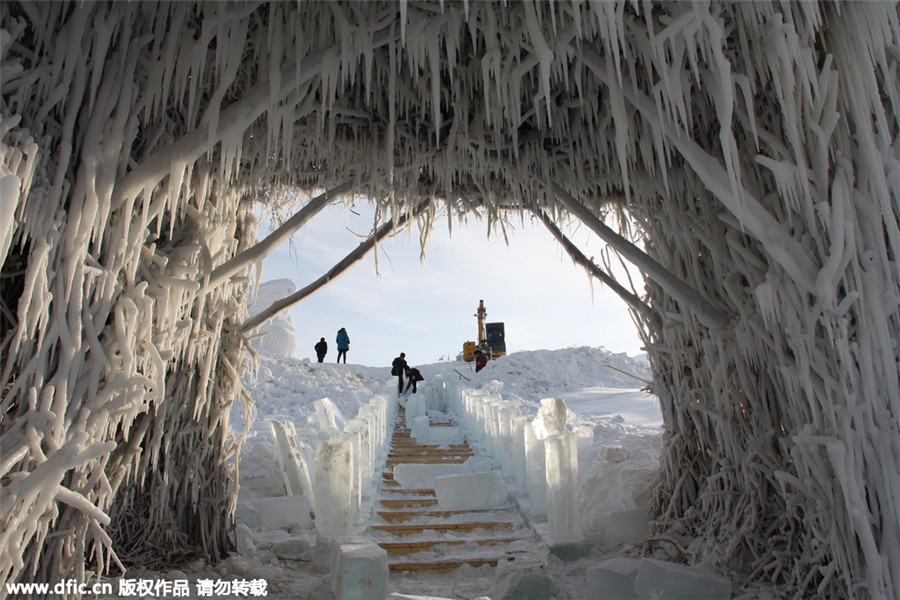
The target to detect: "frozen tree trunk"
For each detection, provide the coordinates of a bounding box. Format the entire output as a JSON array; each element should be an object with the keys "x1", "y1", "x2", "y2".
[
  {"x1": 1, "y1": 2, "x2": 270, "y2": 584},
  {"x1": 602, "y1": 6, "x2": 900, "y2": 594},
  {"x1": 0, "y1": 2, "x2": 388, "y2": 584}
]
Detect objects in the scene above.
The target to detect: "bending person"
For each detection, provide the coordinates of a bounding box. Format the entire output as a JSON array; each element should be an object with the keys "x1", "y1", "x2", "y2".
[{"x1": 404, "y1": 366, "x2": 424, "y2": 394}]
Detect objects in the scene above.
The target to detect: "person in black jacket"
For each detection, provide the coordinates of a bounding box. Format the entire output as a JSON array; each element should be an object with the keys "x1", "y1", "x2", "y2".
[
  {"x1": 314, "y1": 337, "x2": 327, "y2": 363},
  {"x1": 404, "y1": 366, "x2": 424, "y2": 394},
  {"x1": 391, "y1": 353, "x2": 408, "y2": 394}
]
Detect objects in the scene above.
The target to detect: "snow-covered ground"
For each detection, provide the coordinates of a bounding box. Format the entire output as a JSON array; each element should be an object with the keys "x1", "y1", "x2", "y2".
[
  {"x1": 200, "y1": 347, "x2": 662, "y2": 599},
  {"x1": 116, "y1": 345, "x2": 746, "y2": 599}
]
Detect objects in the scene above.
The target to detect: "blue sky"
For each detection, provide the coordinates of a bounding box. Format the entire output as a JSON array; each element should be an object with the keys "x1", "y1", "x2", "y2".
[{"x1": 254, "y1": 200, "x2": 646, "y2": 368}]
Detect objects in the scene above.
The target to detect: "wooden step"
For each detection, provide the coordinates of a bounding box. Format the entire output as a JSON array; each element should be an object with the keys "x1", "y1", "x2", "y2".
[
  {"x1": 386, "y1": 457, "x2": 470, "y2": 466},
  {"x1": 387, "y1": 454, "x2": 473, "y2": 461},
  {"x1": 379, "y1": 498, "x2": 438, "y2": 509},
  {"x1": 389, "y1": 446, "x2": 473, "y2": 453},
  {"x1": 378, "y1": 537, "x2": 523, "y2": 556},
  {"x1": 380, "y1": 488, "x2": 436, "y2": 496},
  {"x1": 388, "y1": 451, "x2": 472, "y2": 457},
  {"x1": 388, "y1": 453, "x2": 471, "y2": 458},
  {"x1": 389, "y1": 453, "x2": 473, "y2": 458},
  {"x1": 388, "y1": 450, "x2": 473, "y2": 457},
  {"x1": 371, "y1": 521, "x2": 515, "y2": 536},
  {"x1": 376, "y1": 508, "x2": 511, "y2": 522},
  {"x1": 389, "y1": 443, "x2": 472, "y2": 451},
  {"x1": 388, "y1": 558, "x2": 500, "y2": 573}
]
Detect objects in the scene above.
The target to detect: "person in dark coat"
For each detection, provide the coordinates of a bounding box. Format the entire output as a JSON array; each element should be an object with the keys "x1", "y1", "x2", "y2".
[
  {"x1": 336, "y1": 327, "x2": 350, "y2": 363},
  {"x1": 392, "y1": 353, "x2": 408, "y2": 394},
  {"x1": 314, "y1": 337, "x2": 327, "y2": 363},
  {"x1": 404, "y1": 366, "x2": 424, "y2": 394}
]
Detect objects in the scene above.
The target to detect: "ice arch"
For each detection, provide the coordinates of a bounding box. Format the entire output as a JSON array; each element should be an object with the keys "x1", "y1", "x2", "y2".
[{"x1": 1, "y1": 2, "x2": 898, "y2": 597}]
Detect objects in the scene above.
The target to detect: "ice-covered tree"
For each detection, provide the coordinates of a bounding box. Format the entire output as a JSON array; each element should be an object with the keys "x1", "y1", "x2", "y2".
[{"x1": 1, "y1": 2, "x2": 897, "y2": 597}]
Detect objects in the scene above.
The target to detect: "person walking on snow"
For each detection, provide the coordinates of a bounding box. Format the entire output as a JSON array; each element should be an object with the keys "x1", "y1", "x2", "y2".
[
  {"x1": 404, "y1": 366, "x2": 424, "y2": 394},
  {"x1": 336, "y1": 327, "x2": 350, "y2": 363},
  {"x1": 314, "y1": 337, "x2": 327, "y2": 363},
  {"x1": 392, "y1": 353, "x2": 408, "y2": 394}
]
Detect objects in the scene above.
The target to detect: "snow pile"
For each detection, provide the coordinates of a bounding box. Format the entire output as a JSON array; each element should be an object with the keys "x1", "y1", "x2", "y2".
[
  {"x1": 471, "y1": 347, "x2": 650, "y2": 401},
  {"x1": 247, "y1": 279, "x2": 299, "y2": 357},
  {"x1": 233, "y1": 358, "x2": 387, "y2": 433}
]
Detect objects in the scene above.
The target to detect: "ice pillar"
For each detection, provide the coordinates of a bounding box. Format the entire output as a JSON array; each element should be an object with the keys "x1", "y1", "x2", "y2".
[
  {"x1": 524, "y1": 418, "x2": 548, "y2": 516},
  {"x1": 342, "y1": 421, "x2": 367, "y2": 510},
  {"x1": 315, "y1": 437, "x2": 355, "y2": 543},
  {"x1": 268, "y1": 420, "x2": 316, "y2": 512},
  {"x1": 511, "y1": 415, "x2": 530, "y2": 488},
  {"x1": 498, "y1": 404, "x2": 521, "y2": 481},
  {"x1": 545, "y1": 432, "x2": 582, "y2": 545}
]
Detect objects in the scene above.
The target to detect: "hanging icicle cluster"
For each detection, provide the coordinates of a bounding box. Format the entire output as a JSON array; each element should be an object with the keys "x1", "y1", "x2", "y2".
[{"x1": 1, "y1": 1, "x2": 898, "y2": 597}]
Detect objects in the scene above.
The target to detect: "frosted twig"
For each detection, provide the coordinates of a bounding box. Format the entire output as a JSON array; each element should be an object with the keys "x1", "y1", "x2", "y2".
[
  {"x1": 242, "y1": 199, "x2": 431, "y2": 332},
  {"x1": 532, "y1": 206, "x2": 655, "y2": 322},
  {"x1": 547, "y1": 179, "x2": 731, "y2": 330},
  {"x1": 207, "y1": 179, "x2": 364, "y2": 287}
]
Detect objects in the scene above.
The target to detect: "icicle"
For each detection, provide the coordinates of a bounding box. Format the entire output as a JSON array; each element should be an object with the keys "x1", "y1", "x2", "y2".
[
  {"x1": 0, "y1": 173, "x2": 20, "y2": 260},
  {"x1": 606, "y1": 55, "x2": 632, "y2": 205},
  {"x1": 400, "y1": 0, "x2": 408, "y2": 46},
  {"x1": 524, "y1": 0, "x2": 554, "y2": 126},
  {"x1": 428, "y1": 29, "x2": 442, "y2": 141}
]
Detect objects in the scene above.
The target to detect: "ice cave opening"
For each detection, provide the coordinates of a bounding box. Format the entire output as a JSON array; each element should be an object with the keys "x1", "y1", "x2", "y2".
[{"x1": 1, "y1": 2, "x2": 898, "y2": 598}]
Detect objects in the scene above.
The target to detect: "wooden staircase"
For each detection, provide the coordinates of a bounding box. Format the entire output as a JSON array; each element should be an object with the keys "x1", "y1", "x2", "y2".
[{"x1": 372, "y1": 404, "x2": 533, "y2": 575}]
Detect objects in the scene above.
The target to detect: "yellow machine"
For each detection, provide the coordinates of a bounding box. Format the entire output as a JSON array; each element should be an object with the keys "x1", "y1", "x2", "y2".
[{"x1": 463, "y1": 300, "x2": 506, "y2": 361}]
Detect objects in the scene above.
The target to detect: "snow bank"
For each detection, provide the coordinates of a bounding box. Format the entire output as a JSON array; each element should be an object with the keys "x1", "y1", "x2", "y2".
[{"x1": 468, "y1": 347, "x2": 651, "y2": 401}]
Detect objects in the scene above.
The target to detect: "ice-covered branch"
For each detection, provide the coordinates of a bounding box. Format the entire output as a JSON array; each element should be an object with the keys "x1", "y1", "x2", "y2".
[
  {"x1": 113, "y1": 28, "x2": 393, "y2": 204},
  {"x1": 532, "y1": 207, "x2": 656, "y2": 323},
  {"x1": 546, "y1": 179, "x2": 731, "y2": 330},
  {"x1": 207, "y1": 180, "x2": 363, "y2": 287},
  {"x1": 242, "y1": 199, "x2": 431, "y2": 333},
  {"x1": 578, "y1": 46, "x2": 818, "y2": 294}
]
